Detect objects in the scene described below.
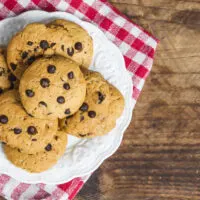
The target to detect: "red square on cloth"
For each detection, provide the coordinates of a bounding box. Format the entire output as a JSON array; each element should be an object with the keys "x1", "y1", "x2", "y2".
[
  {"x1": 4, "y1": 0, "x2": 17, "y2": 10},
  {"x1": 135, "y1": 65, "x2": 149, "y2": 79},
  {"x1": 100, "y1": 17, "x2": 113, "y2": 30},
  {"x1": 85, "y1": 7, "x2": 98, "y2": 20},
  {"x1": 116, "y1": 28, "x2": 129, "y2": 41}
]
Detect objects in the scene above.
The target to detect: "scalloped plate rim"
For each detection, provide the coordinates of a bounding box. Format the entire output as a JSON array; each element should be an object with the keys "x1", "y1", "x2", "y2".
[{"x1": 0, "y1": 10, "x2": 134, "y2": 184}]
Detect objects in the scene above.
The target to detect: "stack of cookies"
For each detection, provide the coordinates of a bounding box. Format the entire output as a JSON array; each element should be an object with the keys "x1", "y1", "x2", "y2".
[{"x1": 0, "y1": 19, "x2": 124, "y2": 173}]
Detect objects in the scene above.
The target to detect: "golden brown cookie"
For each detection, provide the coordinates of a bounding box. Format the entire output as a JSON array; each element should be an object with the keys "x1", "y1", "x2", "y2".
[
  {"x1": 60, "y1": 69, "x2": 125, "y2": 138},
  {"x1": 19, "y1": 56, "x2": 86, "y2": 119},
  {"x1": 7, "y1": 19, "x2": 93, "y2": 79},
  {"x1": 4, "y1": 131, "x2": 67, "y2": 173},
  {"x1": 0, "y1": 90, "x2": 58, "y2": 154}
]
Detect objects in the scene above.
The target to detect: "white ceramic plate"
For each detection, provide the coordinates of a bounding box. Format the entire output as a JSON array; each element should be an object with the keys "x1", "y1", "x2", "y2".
[{"x1": 0, "y1": 10, "x2": 134, "y2": 184}]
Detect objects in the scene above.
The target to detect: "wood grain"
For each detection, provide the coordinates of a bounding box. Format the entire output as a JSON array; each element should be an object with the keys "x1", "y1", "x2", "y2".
[{"x1": 75, "y1": 0, "x2": 200, "y2": 200}]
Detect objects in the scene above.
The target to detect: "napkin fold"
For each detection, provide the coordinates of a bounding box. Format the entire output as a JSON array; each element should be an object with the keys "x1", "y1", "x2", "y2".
[{"x1": 0, "y1": 0, "x2": 159, "y2": 199}]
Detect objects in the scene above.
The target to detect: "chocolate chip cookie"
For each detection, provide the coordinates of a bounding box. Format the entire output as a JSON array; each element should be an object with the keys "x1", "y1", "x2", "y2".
[
  {"x1": 0, "y1": 90, "x2": 58, "y2": 154},
  {"x1": 4, "y1": 131, "x2": 67, "y2": 173},
  {"x1": 19, "y1": 56, "x2": 86, "y2": 119},
  {"x1": 7, "y1": 19, "x2": 93, "y2": 79},
  {"x1": 60, "y1": 69, "x2": 125, "y2": 138}
]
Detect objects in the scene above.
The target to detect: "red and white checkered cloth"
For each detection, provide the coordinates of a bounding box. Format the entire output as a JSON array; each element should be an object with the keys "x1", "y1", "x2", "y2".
[{"x1": 0, "y1": 0, "x2": 159, "y2": 199}]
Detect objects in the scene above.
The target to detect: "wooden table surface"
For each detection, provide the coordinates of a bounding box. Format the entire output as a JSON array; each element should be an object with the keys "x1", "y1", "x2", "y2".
[{"x1": 0, "y1": 1, "x2": 200, "y2": 200}]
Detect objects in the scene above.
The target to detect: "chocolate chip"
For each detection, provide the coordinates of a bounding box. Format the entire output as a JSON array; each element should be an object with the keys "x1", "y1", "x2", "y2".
[
  {"x1": 79, "y1": 103, "x2": 89, "y2": 112},
  {"x1": 65, "y1": 119, "x2": 68, "y2": 125},
  {"x1": 61, "y1": 45, "x2": 64, "y2": 51},
  {"x1": 34, "y1": 47, "x2": 38, "y2": 52},
  {"x1": 63, "y1": 83, "x2": 70, "y2": 90},
  {"x1": 98, "y1": 92, "x2": 105, "y2": 104},
  {"x1": 65, "y1": 109, "x2": 70, "y2": 115},
  {"x1": 40, "y1": 78, "x2": 50, "y2": 88},
  {"x1": 8, "y1": 74, "x2": 17, "y2": 82},
  {"x1": 57, "y1": 96, "x2": 65, "y2": 104},
  {"x1": 68, "y1": 71, "x2": 74, "y2": 79},
  {"x1": 21, "y1": 51, "x2": 28, "y2": 59},
  {"x1": 0, "y1": 115, "x2": 8, "y2": 124},
  {"x1": 27, "y1": 41, "x2": 33, "y2": 46},
  {"x1": 0, "y1": 88, "x2": 3, "y2": 94},
  {"x1": 47, "y1": 65, "x2": 56, "y2": 74},
  {"x1": 27, "y1": 126, "x2": 37, "y2": 135},
  {"x1": 80, "y1": 115, "x2": 84, "y2": 122},
  {"x1": 39, "y1": 101, "x2": 47, "y2": 107},
  {"x1": 27, "y1": 56, "x2": 36, "y2": 65},
  {"x1": 40, "y1": 40, "x2": 49, "y2": 50},
  {"x1": 67, "y1": 47, "x2": 74, "y2": 56},
  {"x1": 50, "y1": 43, "x2": 56, "y2": 47},
  {"x1": 88, "y1": 111, "x2": 96, "y2": 118},
  {"x1": 10, "y1": 63, "x2": 17, "y2": 71},
  {"x1": 45, "y1": 143, "x2": 52, "y2": 151},
  {"x1": 74, "y1": 42, "x2": 82, "y2": 51},
  {"x1": 32, "y1": 138, "x2": 37, "y2": 141},
  {"x1": 54, "y1": 136, "x2": 58, "y2": 140},
  {"x1": 18, "y1": 149, "x2": 21, "y2": 153},
  {"x1": 13, "y1": 128, "x2": 22, "y2": 134},
  {"x1": 25, "y1": 89, "x2": 34, "y2": 97}
]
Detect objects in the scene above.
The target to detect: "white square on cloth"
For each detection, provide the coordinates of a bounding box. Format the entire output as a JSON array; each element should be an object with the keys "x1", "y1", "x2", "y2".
[
  {"x1": 18, "y1": 0, "x2": 31, "y2": 7},
  {"x1": 56, "y1": 1, "x2": 70, "y2": 11},
  {"x1": 133, "y1": 51, "x2": 146, "y2": 65}
]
